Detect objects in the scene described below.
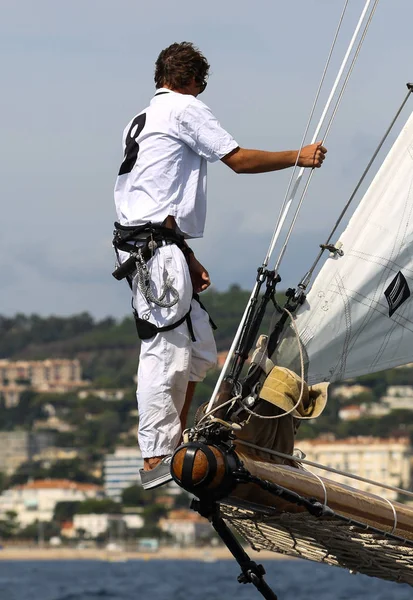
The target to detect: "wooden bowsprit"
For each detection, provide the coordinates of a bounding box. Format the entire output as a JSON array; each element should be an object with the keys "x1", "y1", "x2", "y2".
[{"x1": 170, "y1": 441, "x2": 413, "y2": 598}]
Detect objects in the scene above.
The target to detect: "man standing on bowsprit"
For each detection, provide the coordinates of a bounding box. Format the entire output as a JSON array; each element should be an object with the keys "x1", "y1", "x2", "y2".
[{"x1": 113, "y1": 42, "x2": 327, "y2": 489}]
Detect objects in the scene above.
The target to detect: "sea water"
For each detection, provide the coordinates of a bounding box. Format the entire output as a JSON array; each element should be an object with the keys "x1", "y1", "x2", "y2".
[{"x1": 0, "y1": 559, "x2": 411, "y2": 600}]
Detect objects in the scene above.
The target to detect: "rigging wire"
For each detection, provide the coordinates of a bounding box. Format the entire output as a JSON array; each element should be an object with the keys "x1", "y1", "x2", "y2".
[
  {"x1": 266, "y1": 0, "x2": 350, "y2": 263},
  {"x1": 235, "y1": 438, "x2": 413, "y2": 500},
  {"x1": 267, "y1": 0, "x2": 377, "y2": 270},
  {"x1": 300, "y1": 83, "x2": 413, "y2": 288},
  {"x1": 272, "y1": 0, "x2": 380, "y2": 276},
  {"x1": 206, "y1": 0, "x2": 378, "y2": 414}
]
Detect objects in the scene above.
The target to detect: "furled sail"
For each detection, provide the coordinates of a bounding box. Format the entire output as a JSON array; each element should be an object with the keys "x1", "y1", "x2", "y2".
[{"x1": 277, "y1": 110, "x2": 413, "y2": 385}]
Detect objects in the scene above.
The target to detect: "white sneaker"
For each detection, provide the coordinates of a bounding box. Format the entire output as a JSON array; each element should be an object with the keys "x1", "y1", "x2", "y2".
[{"x1": 139, "y1": 456, "x2": 173, "y2": 490}]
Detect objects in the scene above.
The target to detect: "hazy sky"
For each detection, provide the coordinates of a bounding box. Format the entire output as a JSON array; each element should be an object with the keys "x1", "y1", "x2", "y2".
[{"x1": 2, "y1": 0, "x2": 413, "y2": 319}]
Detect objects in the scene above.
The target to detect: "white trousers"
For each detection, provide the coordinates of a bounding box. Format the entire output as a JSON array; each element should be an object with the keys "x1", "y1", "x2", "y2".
[{"x1": 130, "y1": 244, "x2": 217, "y2": 458}]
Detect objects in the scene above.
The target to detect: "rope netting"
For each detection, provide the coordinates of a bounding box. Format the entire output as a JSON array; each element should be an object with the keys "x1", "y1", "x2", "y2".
[{"x1": 220, "y1": 501, "x2": 413, "y2": 586}]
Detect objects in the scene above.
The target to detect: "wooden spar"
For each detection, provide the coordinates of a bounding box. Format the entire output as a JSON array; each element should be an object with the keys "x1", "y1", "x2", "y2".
[
  {"x1": 171, "y1": 442, "x2": 413, "y2": 540},
  {"x1": 232, "y1": 448, "x2": 413, "y2": 541}
]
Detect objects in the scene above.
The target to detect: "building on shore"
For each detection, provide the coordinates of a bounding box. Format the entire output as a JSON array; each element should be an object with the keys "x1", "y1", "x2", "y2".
[
  {"x1": 66, "y1": 512, "x2": 144, "y2": 539},
  {"x1": 77, "y1": 389, "x2": 126, "y2": 401},
  {"x1": 380, "y1": 386, "x2": 413, "y2": 411},
  {"x1": 104, "y1": 446, "x2": 183, "y2": 501},
  {"x1": 296, "y1": 436, "x2": 412, "y2": 501},
  {"x1": 337, "y1": 404, "x2": 364, "y2": 421},
  {"x1": 0, "y1": 430, "x2": 56, "y2": 475},
  {"x1": 338, "y1": 403, "x2": 393, "y2": 420},
  {"x1": 0, "y1": 358, "x2": 88, "y2": 407},
  {"x1": 159, "y1": 509, "x2": 213, "y2": 545},
  {"x1": 0, "y1": 479, "x2": 103, "y2": 527},
  {"x1": 332, "y1": 384, "x2": 370, "y2": 399},
  {"x1": 104, "y1": 447, "x2": 144, "y2": 501},
  {"x1": 31, "y1": 446, "x2": 80, "y2": 464}
]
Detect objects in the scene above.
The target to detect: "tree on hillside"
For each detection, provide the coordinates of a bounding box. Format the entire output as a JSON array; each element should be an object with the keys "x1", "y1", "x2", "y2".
[
  {"x1": 76, "y1": 498, "x2": 121, "y2": 515},
  {"x1": 0, "y1": 313, "x2": 96, "y2": 357},
  {"x1": 0, "y1": 391, "x2": 46, "y2": 431},
  {"x1": 9, "y1": 459, "x2": 100, "y2": 487},
  {"x1": 9, "y1": 461, "x2": 48, "y2": 486},
  {"x1": 172, "y1": 491, "x2": 191, "y2": 509},
  {"x1": 53, "y1": 501, "x2": 81, "y2": 524},
  {"x1": 0, "y1": 472, "x2": 9, "y2": 494},
  {"x1": 77, "y1": 410, "x2": 121, "y2": 451},
  {"x1": 142, "y1": 503, "x2": 168, "y2": 523},
  {"x1": 339, "y1": 390, "x2": 377, "y2": 407},
  {"x1": 0, "y1": 511, "x2": 19, "y2": 539},
  {"x1": 122, "y1": 484, "x2": 145, "y2": 507},
  {"x1": 121, "y1": 484, "x2": 167, "y2": 508},
  {"x1": 18, "y1": 520, "x2": 60, "y2": 542}
]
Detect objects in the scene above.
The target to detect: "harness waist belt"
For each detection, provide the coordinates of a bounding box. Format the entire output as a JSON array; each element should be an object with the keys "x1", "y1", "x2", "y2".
[{"x1": 112, "y1": 221, "x2": 187, "y2": 281}]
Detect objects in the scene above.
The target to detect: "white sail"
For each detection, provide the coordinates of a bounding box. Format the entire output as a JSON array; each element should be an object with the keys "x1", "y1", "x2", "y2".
[{"x1": 280, "y1": 110, "x2": 413, "y2": 385}]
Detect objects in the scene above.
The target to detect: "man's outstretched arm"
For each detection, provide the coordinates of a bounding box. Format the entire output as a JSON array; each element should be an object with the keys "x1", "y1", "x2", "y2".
[{"x1": 221, "y1": 142, "x2": 327, "y2": 174}]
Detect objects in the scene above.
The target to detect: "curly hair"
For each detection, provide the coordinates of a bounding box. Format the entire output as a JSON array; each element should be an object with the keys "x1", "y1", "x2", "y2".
[{"x1": 154, "y1": 42, "x2": 210, "y2": 92}]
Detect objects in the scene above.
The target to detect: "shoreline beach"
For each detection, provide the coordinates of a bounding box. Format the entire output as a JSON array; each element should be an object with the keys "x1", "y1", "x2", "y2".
[{"x1": 0, "y1": 545, "x2": 292, "y2": 562}]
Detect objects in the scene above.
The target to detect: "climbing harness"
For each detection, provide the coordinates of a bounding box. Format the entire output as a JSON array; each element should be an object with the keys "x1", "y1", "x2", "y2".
[{"x1": 112, "y1": 221, "x2": 216, "y2": 340}]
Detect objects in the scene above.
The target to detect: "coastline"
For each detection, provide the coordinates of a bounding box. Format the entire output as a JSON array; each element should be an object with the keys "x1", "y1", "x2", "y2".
[{"x1": 0, "y1": 546, "x2": 292, "y2": 562}]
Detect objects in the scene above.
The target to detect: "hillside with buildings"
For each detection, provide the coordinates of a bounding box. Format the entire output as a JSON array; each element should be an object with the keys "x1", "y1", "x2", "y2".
[{"x1": 0, "y1": 297, "x2": 413, "y2": 549}]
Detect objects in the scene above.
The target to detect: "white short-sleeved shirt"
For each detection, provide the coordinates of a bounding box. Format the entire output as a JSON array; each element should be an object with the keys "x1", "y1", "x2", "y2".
[{"x1": 114, "y1": 89, "x2": 238, "y2": 238}]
